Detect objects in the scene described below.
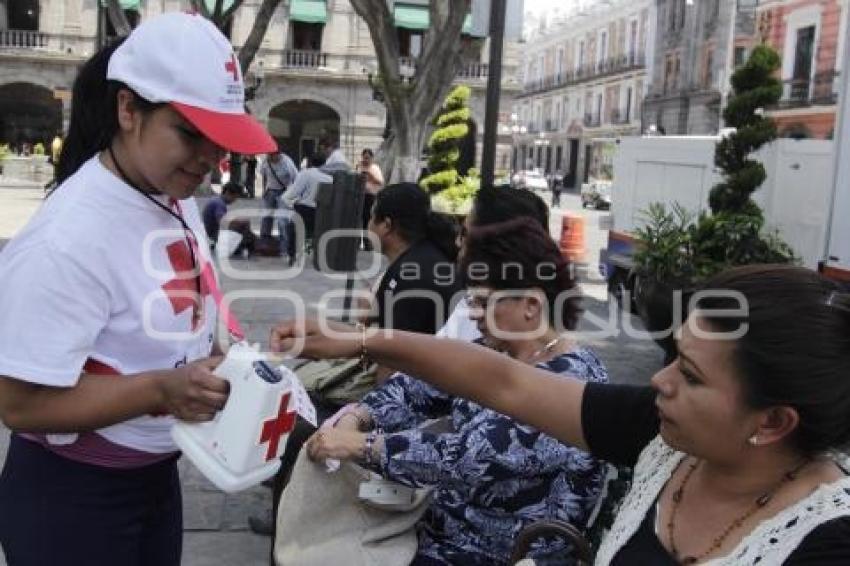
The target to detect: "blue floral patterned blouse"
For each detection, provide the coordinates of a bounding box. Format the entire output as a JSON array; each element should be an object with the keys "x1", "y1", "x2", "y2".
[{"x1": 360, "y1": 346, "x2": 609, "y2": 565}]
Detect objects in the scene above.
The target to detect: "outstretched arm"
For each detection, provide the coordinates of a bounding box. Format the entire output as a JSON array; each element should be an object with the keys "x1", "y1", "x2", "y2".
[
  {"x1": 0, "y1": 357, "x2": 228, "y2": 433},
  {"x1": 271, "y1": 319, "x2": 589, "y2": 451}
]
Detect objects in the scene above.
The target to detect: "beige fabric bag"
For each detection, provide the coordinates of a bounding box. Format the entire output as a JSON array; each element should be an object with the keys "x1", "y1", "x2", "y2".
[{"x1": 274, "y1": 450, "x2": 431, "y2": 566}]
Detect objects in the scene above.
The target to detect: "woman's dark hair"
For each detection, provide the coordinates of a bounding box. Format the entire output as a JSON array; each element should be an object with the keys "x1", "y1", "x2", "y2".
[
  {"x1": 362, "y1": 148, "x2": 374, "y2": 158},
  {"x1": 461, "y1": 217, "x2": 581, "y2": 331},
  {"x1": 472, "y1": 186, "x2": 549, "y2": 231},
  {"x1": 695, "y1": 265, "x2": 850, "y2": 455},
  {"x1": 309, "y1": 153, "x2": 326, "y2": 168},
  {"x1": 372, "y1": 183, "x2": 458, "y2": 261},
  {"x1": 55, "y1": 38, "x2": 163, "y2": 187}
]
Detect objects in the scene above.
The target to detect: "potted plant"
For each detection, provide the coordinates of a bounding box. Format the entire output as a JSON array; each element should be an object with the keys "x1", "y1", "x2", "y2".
[
  {"x1": 421, "y1": 86, "x2": 479, "y2": 217},
  {"x1": 633, "y1": 45, "x2": 796, "y2": 362}
]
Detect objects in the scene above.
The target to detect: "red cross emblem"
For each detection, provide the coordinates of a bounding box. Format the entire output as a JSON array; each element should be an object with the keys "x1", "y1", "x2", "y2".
[
  {"x1": 259, "y1": 393, "x2": 297, "y2": 461},
  {"x1": 225, "y1": 54, "x2": 239, "y2": 82},
  {"x1": 161, "y1": 240, "x2": 212, "y2": 329}
]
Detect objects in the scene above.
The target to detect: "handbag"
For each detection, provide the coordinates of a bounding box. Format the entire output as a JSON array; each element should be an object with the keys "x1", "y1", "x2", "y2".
[
  {"x1": 274, "y1": 450, "x2": 431, "y2": 566},
  {"x1": 295, "y1": 358, "x2": 377, "y2": 406}
]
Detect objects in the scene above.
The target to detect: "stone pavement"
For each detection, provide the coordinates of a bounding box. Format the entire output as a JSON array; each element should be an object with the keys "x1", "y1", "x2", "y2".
[{"x1": 0, "y1": 184, "x2": 664, "y2": 566}]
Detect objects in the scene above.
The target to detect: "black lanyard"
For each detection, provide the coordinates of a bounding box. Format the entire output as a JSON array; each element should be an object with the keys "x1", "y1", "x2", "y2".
[{"x1": 107, "y1": 146, "x2": 203, "y2": 319}]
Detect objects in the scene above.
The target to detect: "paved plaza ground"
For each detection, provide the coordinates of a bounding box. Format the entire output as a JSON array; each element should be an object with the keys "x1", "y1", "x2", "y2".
[{"x1": 0, "y1": 178, "x2": 664, "y2": 565}]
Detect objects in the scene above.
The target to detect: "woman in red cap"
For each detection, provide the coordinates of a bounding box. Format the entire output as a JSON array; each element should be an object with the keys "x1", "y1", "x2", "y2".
[{"x1": 0, "y1": 12, "x2": 276, "y2": 566}]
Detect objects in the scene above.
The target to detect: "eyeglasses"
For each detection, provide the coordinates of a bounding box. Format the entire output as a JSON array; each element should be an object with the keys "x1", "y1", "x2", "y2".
[{"x1": 466, "y1": 290, "x2": 521, "y2": 311}]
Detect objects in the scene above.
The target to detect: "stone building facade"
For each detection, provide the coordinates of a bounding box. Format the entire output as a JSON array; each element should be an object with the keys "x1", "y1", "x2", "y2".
[
  {"x1": 758, "y1": 0, "x2": 848, "y2": 139},
  {"x1": 512, "y1": 0, "x2": 655, "y2": 188},
  {"x1": 0, "y1": 0, "x2": 522, "y2": 172},
  {"x1": 642, "y1": 0, "x2": 759, "y2": 136}
]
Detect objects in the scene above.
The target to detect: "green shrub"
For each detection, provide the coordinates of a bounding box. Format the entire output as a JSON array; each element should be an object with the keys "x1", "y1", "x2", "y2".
[
  {"x1": 634, "y1": 45, "x2": 796, "y2": 287},
  {"x1": 420, "y1": 85, "x2": 472, "y2": 194}
]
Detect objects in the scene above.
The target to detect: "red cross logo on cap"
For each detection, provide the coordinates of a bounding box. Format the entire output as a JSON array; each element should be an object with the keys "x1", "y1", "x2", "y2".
[
  {"x1": 225, "y1": 54, "x2": 239, "y2": 82},
  {"x1": 259, "y1": 393, "x2": 297, "y2": 461}
]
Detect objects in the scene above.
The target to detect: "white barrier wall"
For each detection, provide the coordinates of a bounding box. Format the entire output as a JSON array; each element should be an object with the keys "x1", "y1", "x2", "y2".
[{"x1": 612, "y1": 136, "x2": 834, "y2": 269}]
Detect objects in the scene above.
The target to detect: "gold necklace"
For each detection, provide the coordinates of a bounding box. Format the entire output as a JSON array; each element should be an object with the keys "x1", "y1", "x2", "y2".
[
  {"x1": 667, "y1": 457, "x2": 810, "y2": 565},
  {"x1": 528, "y1": 336, "x2": 562, "y2": 363}
]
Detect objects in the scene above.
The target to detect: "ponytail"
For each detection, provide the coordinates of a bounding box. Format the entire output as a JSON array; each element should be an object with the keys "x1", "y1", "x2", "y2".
[
  {"x1": 54, "y1": 37, "x2": 161, "y2": 190},
  {"x1": 55, "y1": 39, "x2": 125, "y2": 187}
]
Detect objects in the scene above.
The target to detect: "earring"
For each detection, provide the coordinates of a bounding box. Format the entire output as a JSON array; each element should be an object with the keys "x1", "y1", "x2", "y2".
[{"x1": 748, "y1": 435, "x2": 759, "y2": 446}]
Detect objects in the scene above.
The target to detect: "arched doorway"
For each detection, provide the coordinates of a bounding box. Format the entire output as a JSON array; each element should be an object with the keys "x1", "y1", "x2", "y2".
[
  {"x1": 0, "y1": 82, "x2": 62, "y2": 150},
  {"x1": 268, "y1": 100, "x2": 340, "y2": 164}
]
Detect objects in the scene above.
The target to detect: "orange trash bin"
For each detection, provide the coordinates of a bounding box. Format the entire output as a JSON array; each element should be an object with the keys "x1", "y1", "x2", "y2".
[{"x1": 559, "y1": 214, "x2": 586, "y2": 263}]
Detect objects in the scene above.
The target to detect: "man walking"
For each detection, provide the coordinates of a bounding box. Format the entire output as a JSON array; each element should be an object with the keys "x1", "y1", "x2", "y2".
[
  {"x1": 259, "y1": 150, "x2": 298, "y2": 242},
  {"x1": 551, "y1": 171, "x2": 563, "y2": 208}
]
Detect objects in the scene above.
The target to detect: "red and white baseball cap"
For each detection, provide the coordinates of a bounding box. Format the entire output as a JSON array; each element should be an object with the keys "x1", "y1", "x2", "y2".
[{"x1": 107, "y1": 11, "x2": 276, "y2": 155}]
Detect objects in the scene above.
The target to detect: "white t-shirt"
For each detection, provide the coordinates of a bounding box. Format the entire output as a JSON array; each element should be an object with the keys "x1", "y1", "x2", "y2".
[
  {"x1": 0, "y1": 156, "x2": 218, "y2": 456},
  {"x1": 283, "y1": 167, "x2": 332, "y2": 208}
]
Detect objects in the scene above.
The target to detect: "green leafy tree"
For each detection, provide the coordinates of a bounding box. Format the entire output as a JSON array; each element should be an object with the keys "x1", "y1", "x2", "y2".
[{"x1": 421, "y1": 86, "x2": 471, "y2": 194}]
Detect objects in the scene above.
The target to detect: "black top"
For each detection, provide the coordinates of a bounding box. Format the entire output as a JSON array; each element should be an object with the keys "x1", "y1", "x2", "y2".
[
  {"x1": 374, "y1": 240, "x2": 461, "y2": 335},
  {"x1": 581, "y1": 383, "x2": 850, "y2": 564}
]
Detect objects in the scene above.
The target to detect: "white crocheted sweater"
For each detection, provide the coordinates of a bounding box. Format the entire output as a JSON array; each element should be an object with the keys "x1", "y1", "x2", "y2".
[{"x1": 594, "y1": 436, "x2": 850, "y2": 565}]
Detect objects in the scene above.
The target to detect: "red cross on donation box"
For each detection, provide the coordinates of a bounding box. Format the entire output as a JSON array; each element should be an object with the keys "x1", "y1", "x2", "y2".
[{"x1": 259, "y1": 393, "x2": 297, "y2": 461}]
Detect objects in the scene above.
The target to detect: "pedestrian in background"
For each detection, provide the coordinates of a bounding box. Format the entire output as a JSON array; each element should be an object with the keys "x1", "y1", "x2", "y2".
[
  {"x1": 356, "y1": 148, "x2": 384, "y2": 250},
  {"x1": 202, "y1": 181, "x2": 256, "y2": 258},
  {"x1": 551, "y1": 171, "x2": 563, "y2": 208},
  {"x1": 259, "y1": 149, "x2": 298, "y2": 245},
  {"x1": 282, "y1": 153, "x2": 332, "y2": 259},
  {"x1": 244, "y1": 154, "x2": 258, "y2": 198}
]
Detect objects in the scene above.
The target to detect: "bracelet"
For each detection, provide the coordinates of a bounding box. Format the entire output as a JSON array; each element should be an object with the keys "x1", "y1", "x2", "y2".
[
  {"x1": 355, "y1": 322, "x2": 369, "y2": 370},
  {"x1": 363, "y1": 430, "x2": 378, "y2": 467}
]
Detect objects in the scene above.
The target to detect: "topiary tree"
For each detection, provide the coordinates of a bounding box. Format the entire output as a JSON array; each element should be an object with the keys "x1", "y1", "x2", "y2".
[
  {"x1": 633, "y1": 45, "x2": 796, "y2": 361},
  {"x1": 687, "y1": 44, "x2": 795, "y2": 279},
  {"x1": 420, "y1": 85, "x2": 471, "y2": 195},
  {"x1": 635, "y1": 44, "x2": 795, "y2": 286},
  {"x1": 709, "y1": 44, "x2": 783, "y2": 216}
]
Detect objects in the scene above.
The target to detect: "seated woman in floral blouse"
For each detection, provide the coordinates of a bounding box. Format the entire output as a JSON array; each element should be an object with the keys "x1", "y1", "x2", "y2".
[{"x1": 304, "y1": 218, "x2": 609, "y2": 565}]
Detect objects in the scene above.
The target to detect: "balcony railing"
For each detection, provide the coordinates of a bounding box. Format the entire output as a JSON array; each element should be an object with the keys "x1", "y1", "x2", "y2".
[
  {"x1": 0, "y1": 29, "x2": 48, "y2": 49},
  {"x1": 457, "y1": 62, "x2": 489, "y2": 79},
  {"x1": 395, "y1": 57, "x2": 488, "y2": 80},
  {"x1": 522, "y1": 53, "x2": 647, "y2": 96},
  {"x1": 584, "y1": 114, "x2": 601, "y2": 128},
  {"x1": 775, "y1": 72, "x2": 839, "y2": 109},
  {"x1": 283, "y1": 49, "x2": 328, "y2": 69}
]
